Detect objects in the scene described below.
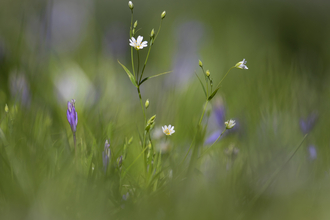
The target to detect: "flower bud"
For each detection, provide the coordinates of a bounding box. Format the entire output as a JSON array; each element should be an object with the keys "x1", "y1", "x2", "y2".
[
  {"x1": 199, "y1": 60, "x2": 203, "y2": 67},
  {"x1": 150, "y1": 29, "x2": 155, "y2": 38},
  {"x1": 145, "y1": 115, "x2": 156, "y2": 131},
  {"x1": 67, "y1": 99, "x2": 78, "y2": 133},
  {"x1": 5, "y1": 104, "x2": 8, "y2": 113},
  {"x1": 133, "y1": 20, "x2": 138, "y2": 29},
  {"x1": 128, "y1": 1, "x2": 134, "y2": 10},
  {"x1": 145, "y1": 99, "x2": 150, "y2": 109},
  {"x1": 128, "y1": 136, "x2": 133, "y2": 144},
  {"x1": 161, "y1": 11, "x2": 166, "y2": 19},
  {"x1": 102, "y1": 139, "x2": 111, "y2": 172},
  {"x1": 117, "y1": 155, "x2": 123, "y2": 168},
  {"x1": 205, "y1": 70, "x2": 210, "y2": 77},
  {"x1": 147, "y1": 115, "x2": 156, "y2": 124},
  {"x1": 147, "y1": 142, "x2": 152, "y2": 159}
]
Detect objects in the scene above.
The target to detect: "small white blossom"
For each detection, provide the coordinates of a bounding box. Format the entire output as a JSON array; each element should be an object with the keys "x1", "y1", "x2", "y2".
[
  {"x1": 225, "y1": 119, "x2": 236, "y2": 129},
  {"x1": 162, "y1": 125, "x2": 175, "y2": 136},
  {"x1": 235, "y1": 59, "x2": 248, "y2": 70},
  {"x1": 129, "y1": 36, "x2": 148, "y2": 50}
]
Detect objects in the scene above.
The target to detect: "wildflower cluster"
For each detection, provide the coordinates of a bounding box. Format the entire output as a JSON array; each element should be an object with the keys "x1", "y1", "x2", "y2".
[{"x1": 63, "y1": 1, "x2": 247, "y2": 207}]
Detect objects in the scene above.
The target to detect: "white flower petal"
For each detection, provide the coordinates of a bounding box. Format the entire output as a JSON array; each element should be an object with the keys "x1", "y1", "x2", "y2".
[{"x1": 137, "y1": 36, "x2": 143, "y2": 44}]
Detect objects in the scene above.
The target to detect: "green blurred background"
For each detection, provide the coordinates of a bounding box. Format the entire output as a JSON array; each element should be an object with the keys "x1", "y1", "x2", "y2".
[{"x1": 1, "y1": 0, "x2": 330, "y2": 219}]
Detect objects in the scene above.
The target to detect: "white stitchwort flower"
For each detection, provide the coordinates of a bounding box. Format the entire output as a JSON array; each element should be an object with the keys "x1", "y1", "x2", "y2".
[
  {"x1": 235, "y1": 59, "x2": 248, "y2": 70},
  {"x1": 129, "y1": 36, "x2": 148, "y2": 50},
  {"x1": 162, "y1": 125, "x2": 175, "y2": 136},
  {"x1": 225, "y1": 119, "x2": 236, "y2": 129}
]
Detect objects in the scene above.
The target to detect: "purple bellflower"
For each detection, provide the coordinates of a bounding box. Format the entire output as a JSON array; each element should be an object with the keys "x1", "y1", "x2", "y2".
[
  {"x1": 67, "y1": 99, "x2": 78, "y2": 132},
  {"x1": 205, "y1": 103, "x2": 225, "y2": 145},
  {"x1": 205, "y1": 102, "x2": 239, "y2": 145},
  {"x1": 67, "y1": 99, "x2": 78, "y2": 149},
  {"x1": 102, "y1": 140, "x2": 111, "y2": 172},
  {"x1": 308, "y1": 145, "x2": 317, "y2": 161},
  {"x1": 299, "y1": 112, "x2": 318, "y2": 134}
]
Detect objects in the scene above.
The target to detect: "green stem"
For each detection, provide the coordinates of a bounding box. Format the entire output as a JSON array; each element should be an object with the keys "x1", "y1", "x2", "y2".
[
  {"x1": 201, "y1": 67, "x2": 209, "y2": 97},
  {"x1": 131, "y1": 48, "x2": 135, "y2": 79},
  {"x1": 205, "y1": 76, "x2": 209, "y2": 97},
  {"x1": 154, "y1": 20, "x2": 162, "y2": 42},
  {"x1": 137, "y1": 87, "x2": 146, "y2": 124},
  {"x1": 122, "y1": 143, "x2": 149, "y2": 179},
  {"x1": 142, "y1": 131, "x2": 147, "y2": 179},
  {"x1": 215, "y1": 66, "x2": 235, "y2": 89},
  {"x1": 139, "y1": 43, "x2": 152, "y2": 83},
  {"x1": 138, "y1": 19, "x2": 162, "y2": 83},
  {"x1": 130, "y1": 11, "x2": 135, "y2": 78},
  {"x1": 73, "y1": 132, "x2": 76, "y2": 152},
  {"x1": 137, "y1": 50, "x2": 140, "y2": 80},
  {"x1": 181, "y1": 100, "x2": 209, "y2": 165},
  {"x1": 199, "y1": 100, "x2": 209, "y2": 125},
  {"x1": 198, "y1": 129, "x2": 227, "y2": 159},
  {"x1": 130, "y1": 11, "x2": 133, "y2": 38}
]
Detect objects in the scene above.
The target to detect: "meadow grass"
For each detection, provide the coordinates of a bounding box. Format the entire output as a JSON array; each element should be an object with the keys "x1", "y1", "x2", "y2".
[{"x1": 1, "y1": 1, "x2": 330, "y2": 219}]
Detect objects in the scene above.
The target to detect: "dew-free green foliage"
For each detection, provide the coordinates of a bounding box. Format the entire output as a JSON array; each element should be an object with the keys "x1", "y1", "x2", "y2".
[{"x1": 1, "y1": 0, "x2": 330, "y2": 219}]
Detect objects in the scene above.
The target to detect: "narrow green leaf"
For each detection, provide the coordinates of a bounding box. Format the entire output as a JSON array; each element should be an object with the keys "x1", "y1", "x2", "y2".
[
  {"x1": 139, "y1": 71, "x2": 172, "y2": 86},
  {"x1": 208, "y1": 87, "x2": 221, "y2": 101},
  {"x1": 195, "y1": 73, "x2": 207, "y2": 98},
  {"x1": 118, "y1": 60, "x2": 138, "y2": 88}
]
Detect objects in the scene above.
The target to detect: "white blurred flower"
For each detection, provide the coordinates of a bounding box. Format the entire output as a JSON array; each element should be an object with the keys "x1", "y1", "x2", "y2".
[
  {"x1": 225, "y1": 119, "x2": 236, "y2": 129},
  {"x1": 128, "y1": 1, "x2": 134, "y2": 10},
  {"x1": 162, "y1": 125, "x2": 175, "y2": 136},
  {"x1": 235, "y1": 59, "x2": 248, "y2": 70},
  {"x1": 129, "y1": 36, "x2": 148, "y2": 50}
]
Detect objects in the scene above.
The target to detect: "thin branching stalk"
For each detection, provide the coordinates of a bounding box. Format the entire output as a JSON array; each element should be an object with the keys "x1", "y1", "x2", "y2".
[
  {"x1": 201, "y1": 67, "x2": 209, "y2": 96},
  {"x1": 73, "y1": 132, "x2": 76, "y2": 152},
  {"x1": 154, "y1": 20, "x2": 162, "y2": 42},
  {"x1": 139, "y1": 20, "x2": 162, "y2": 82},
  {"x1": 130, "y1": 11, "x2": 135, "y2": 77},
  {"x1": 142, "y1": 131, "x2": 147, "y2": 179},
  {"x1": 137, "y1": 87, "x2": 146, "y2": 124},
  {"x1": 215, "y1": 66, "x2": 235, "y2": 89},
  {"x1": 199, "y1": 100, "x2": 209, "y2": 125},
  {"x1": 139, "y1": 44, "x2": 152, "y2": 83},
  {"x1": 137, "y1": 50, "x2": 140, "y2": 80}
]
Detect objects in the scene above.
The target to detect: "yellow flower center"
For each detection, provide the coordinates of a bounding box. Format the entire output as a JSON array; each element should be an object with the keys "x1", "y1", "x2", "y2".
[{"x1": 164, "y1": 128, "x2": 171, "y2": 135}]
